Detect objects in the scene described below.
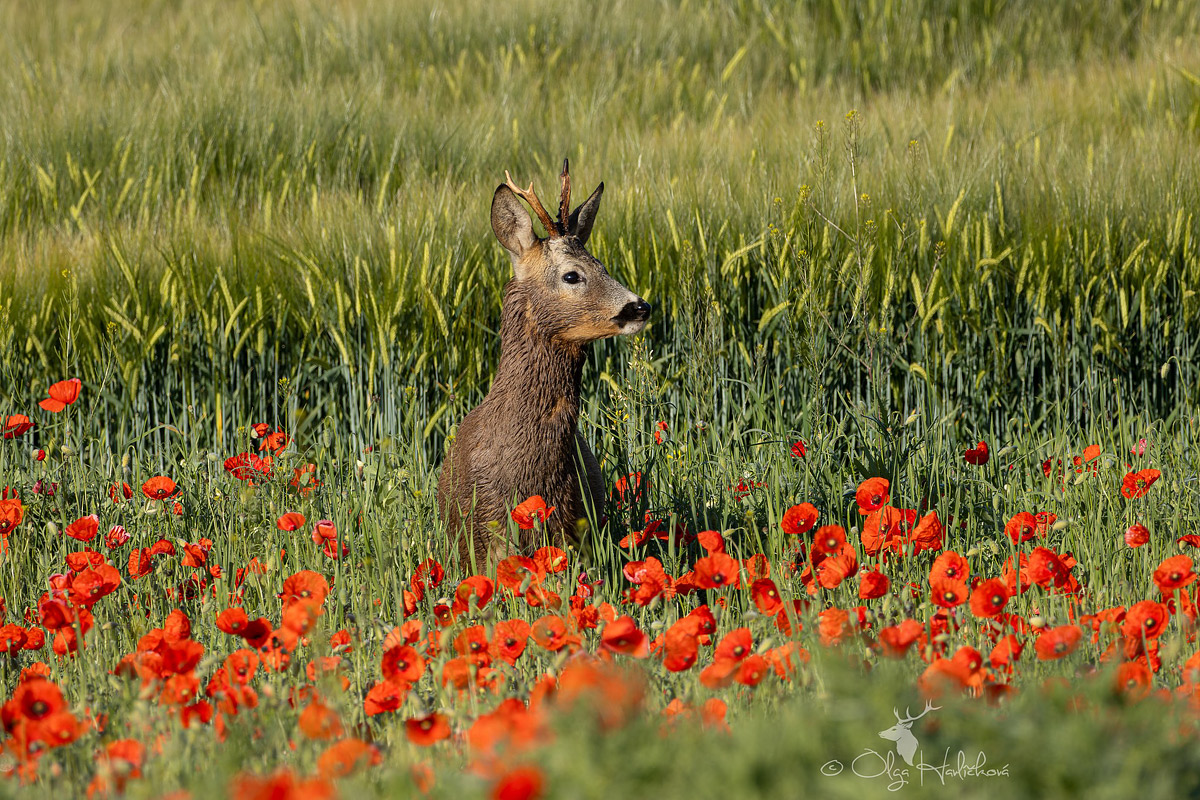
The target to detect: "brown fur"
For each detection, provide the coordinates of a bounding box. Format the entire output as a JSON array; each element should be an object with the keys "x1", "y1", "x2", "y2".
[{"x1": 437, "y1": 169, "x2": 650, "y2": 570}]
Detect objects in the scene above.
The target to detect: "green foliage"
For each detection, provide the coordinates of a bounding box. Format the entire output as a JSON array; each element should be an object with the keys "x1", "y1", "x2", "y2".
[
  {"x1": 1, "y1": 0, "x2": 1199, "y2": 453},
  {"x1": 2, "y1": 4, "x2": 1200, "y2": 796}
]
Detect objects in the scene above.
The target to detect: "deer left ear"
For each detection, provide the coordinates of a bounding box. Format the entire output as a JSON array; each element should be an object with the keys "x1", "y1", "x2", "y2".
[{"x1": 568, "y1": 183, "x2": 603, "y2": 244}]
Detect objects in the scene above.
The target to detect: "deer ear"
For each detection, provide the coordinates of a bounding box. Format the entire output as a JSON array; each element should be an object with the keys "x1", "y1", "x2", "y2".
[
  {"x1": 568, "y1": 182, "x2": 603, "y2": 244},
  {"x1": 491, "y1": 185, "x2": 537, "y2": 258}
]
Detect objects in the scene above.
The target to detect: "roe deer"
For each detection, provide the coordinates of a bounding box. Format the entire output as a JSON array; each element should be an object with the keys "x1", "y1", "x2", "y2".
[{"x1": 437, "y1": 159, "x2": 651, "y2": 570}]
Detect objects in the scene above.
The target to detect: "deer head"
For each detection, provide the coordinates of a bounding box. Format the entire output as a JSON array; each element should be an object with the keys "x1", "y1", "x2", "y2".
[
  {"x1": 490, "y1": 159, "x2": 650, "y2": 343},
  {"x1": 877, "y1": 700, "x2": 940, "y2": 766}
]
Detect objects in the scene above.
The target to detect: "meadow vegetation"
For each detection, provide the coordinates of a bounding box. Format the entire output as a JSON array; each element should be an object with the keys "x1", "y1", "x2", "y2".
[{"x1": 1, "y1": 1, "x2": 1200, "y2": 798}]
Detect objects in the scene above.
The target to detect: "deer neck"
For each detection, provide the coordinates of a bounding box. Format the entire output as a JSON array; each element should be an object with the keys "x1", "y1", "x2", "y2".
[{"x1": 488, "y1": 285, "x2": 586, "y2": 437}]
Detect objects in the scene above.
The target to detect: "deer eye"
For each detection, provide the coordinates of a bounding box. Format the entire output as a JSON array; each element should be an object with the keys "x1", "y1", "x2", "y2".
[{"x1": 562, "y1": 271, "x2": 582, "y2": 285}]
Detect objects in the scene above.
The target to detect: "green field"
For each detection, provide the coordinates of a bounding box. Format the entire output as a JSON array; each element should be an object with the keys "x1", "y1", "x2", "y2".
[{"x1": 2, "y1": 1, "x2": 1200, "y2": 798}]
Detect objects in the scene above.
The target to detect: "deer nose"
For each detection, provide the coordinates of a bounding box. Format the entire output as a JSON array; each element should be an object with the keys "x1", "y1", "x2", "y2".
[{"x1": 628, "y1": 299, "x2": 652, "y2": 321}]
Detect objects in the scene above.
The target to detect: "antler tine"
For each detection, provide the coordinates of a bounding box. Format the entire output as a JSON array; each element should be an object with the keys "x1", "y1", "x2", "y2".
[
  {"x1": 558, "y1": 157, "x2": 571, "y2": 235},
  {"x1": 504, "y1": 169, "x2": 559, "y2": 237},
  {"x1": 893, "y1": 707, "x2": 903, "y2": 722}
]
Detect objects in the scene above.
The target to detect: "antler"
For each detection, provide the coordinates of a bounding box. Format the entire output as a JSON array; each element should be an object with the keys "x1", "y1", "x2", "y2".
[
  {"x1": 558, "y1": 158, "x2": 571, "y2": 235},
  {"x1": 504, "y1": 170, "x2": 560, "y2": 237},
  {"x1": 896, "y1": 700, "x2": 941, "y2": 725}
]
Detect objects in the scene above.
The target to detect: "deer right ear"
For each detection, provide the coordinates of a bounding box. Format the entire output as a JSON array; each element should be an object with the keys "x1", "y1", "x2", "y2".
[
  {"x1": 568, "y1": 182, "x2": 603, "y2": 244},
  {"x1": 491, "y1": 185, "x2": 537, "y2": 259}
]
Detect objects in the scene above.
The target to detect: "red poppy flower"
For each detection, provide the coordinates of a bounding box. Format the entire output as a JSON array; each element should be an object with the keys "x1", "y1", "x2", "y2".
[
  {"x1": 291, "y1": 463, "x2": 322, "y2": 495},
  {"x1": 816, "y1": 551, "x2": 856, "y2": 590},
  {"x1": 1124, "y1": 524, "x2": 1150, "y2": 548},
  {"x1": 105, "y1": 482, "x2": 131, "y2": 504},
  {"x1": 453, "y1": 626, "x2": 491, "y2": 665},
  {"x1": 988, "y1": 635, "x2": 1023, "y2": 670},
  {"x1": 734, "y1": 654, "x2": 769, "y2": 687},
  {"x1": 277, "y1": 512, "x2": 306, "y2": 531},
  {"x1": 662, "y1": 627, "x2": 699, "y2": 672},
  {"x1": 818, "y1": 608, "x2": 853, "y2": 647},
  {"x1": 601, "y1": 616, "x2": 650, "y2": 658},
  {"x1": 491, "y1": 619, "x2": 530, "y2": 665},
  {"x1": 929, "y1": 551, "x2": 970, "y2": 583},
  {"x1": 492, "y1": 765, "x2": 544, "y2": 800},
  {"x1": 260, "y1": 431, "x2": 290, "y2": 455},
  {"x1": 1034, "y1": 512, "x2": 1058, "y2": 535},
  {"x1": 790, "y1": 440, "x2": 807, "y2": 458},
  {"x1": 812, "y1": 525, "x2": 847, "y2": 559},
  {"x1": 405, "y1": 712, "x2": 451, "y2": 746},
  {"x1": 230, "y1": 770, "x2": 336, "y2": 800},
  {"x1": 496, "y1": 555, "x2": 544, "y2": 592},
  {"x1": 1121, "y1": 469, "x2": 1161, "y2": 499},
  {"x1": 13, "y1": 678, "x2": 66, "y2": 720},
  {"x1": 141, "y1": 476, "x2": 179, "y2": 501},
  {"x1": 316, "y1": 738, "x2": 381, "y2": 779},
  {"x1": 0, "y1": 624, "x2": 27, "y2": 656},
  {"x1": 930, "y1": 577, "x2": 968, "y2": 608},
  {"x1": 1034, "y1": 625, "x2": 1083, "y2": 660},
  {"x1": 532, "y1": 546, "x2": 569, "y2": 574},
  {"x1": 699, "y1": 657, "x2": 739, "y2": 689},
  {"x1": 280, "y1": 570, "x2": 330, "y2": 608},
  {"x1": 909, "y1": 511, "x2": 944, "y2": 554},
  {"x1": 2, "y1": 415, "x2": 34, "y2": 439},
  {"x1": 511, "y1": 496, "x2": 555, "y2": 530},
  {"x1": 104, "y1": 525, "x2": 130, "y2": 548},
  {"x1": 1114, "y1": 661, "x2": 1152, "y2": 698},
  {"x1": 299, "y1": 700, "x2": 344, "y2": 740},
  {"x1": 969, "y1": 578, "x2": 1010, "y2": 619},
  {"x1": 696, "y1": 530, "x2": 726, "y2": 554},
  {"x1": 780, "y1": 503, "x2": 819, "y2": 536},
  {"x1": 858, "y1": 570, "x2": 890, "y2": 600},
  {"x1": 216, "y1": 608, "x2": 250, "y2": 635},
  {"x1": 0, "y1": 495, "x2": 23, "y2": 537},
  {"x1": 1122, "y1": 600, "x2": 1169, "y2": 641},
  {"x1": 751, "y1": 578, "x2": 784, "y2": 614},
  {"x1": 873, "y1": 618, "x2": 916, "y2": 657},
  {"x1": 964, "y1": 441, "x2": 989, "y2": 465},
  {"x1": 613, "y1": 472, "x2": 645, "y2": 510},
  {"x1": 1154, "y1": 555, "x2": 1196, "y2": 593},
  {"x1": 69, "y1": 565, "x2": 121, "y2": 607},
  {"x1": 224, "y1": 453, "x2": 271, "y2": 481},
  {"x1": 1004, "y1": 512, "x2": 1037, "y2": 544},
  {"x1": 364, "y1": 680, "x2": 408, "y2": 716},
  {"x1": 693, "y1": 553, "x2": 739, "y2": 589},
  {"x1": 453, "y1": 575, "x2": 495, "y2": 614},
  {"x1": 311, "y1": 520, "x2": 337, "y2": 546},
  {"x1": 61, "y1": 514, "x2": 99, "y2": 543},
  {"x1": 127, "y1": 548, "x2": 153, "y2": 579},
  {"x1": 37, "y1": 379, "x2": 81, "y2": 413},
  {"x1": 855, "y1": 477, "x2": 890, "y2": 514},
  {"x1": 715, "y1": 627, "x2": 754, "y2": 663},
  {"x1": 530, "y1": 616, "x2": 571, "y2": 651},
  {"x1": 382, "y1": 644, "x2": 427, "y2": 683}
]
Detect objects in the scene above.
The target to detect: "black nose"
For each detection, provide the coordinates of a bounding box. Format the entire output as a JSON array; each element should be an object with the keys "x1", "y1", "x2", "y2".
[{"x1": 620, "y1": 299, "x2": 651, "y2": 321}]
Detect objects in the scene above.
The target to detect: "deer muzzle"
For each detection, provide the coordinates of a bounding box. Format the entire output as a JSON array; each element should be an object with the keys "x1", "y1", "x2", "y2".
[{"x1": 613, "y1": 299, "x2": 652, "y2": 333}]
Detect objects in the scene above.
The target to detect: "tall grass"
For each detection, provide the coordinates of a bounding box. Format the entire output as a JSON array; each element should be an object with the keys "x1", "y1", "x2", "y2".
[{"x1": 0, "y1": 0, "x2": 1198, "y2": 458}]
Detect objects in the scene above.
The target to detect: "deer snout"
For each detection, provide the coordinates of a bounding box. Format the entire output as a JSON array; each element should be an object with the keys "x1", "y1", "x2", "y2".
[{"x1": 615, "y1": 299, "x2": 651, "y2": 322}]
